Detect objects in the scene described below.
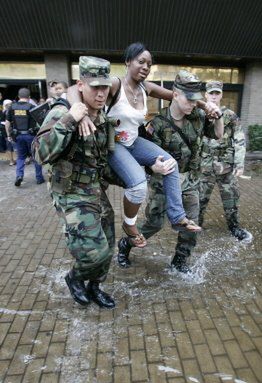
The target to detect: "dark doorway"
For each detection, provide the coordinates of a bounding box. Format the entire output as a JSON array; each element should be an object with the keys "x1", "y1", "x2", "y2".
[{"x1": 0, "y1": 80, "x2": 47, "y2": 103}]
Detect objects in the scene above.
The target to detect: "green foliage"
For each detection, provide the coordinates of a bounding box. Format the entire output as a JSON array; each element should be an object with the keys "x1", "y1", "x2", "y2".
[{"x1": 248, "y1": 125, "x2": 262, "y2": 151}]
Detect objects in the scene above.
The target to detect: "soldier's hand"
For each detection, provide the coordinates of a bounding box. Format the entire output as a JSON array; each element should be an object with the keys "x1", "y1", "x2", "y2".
[
  {"x1": 233, "y1": 167, "x2": 244, "y2": 177},
  {"x1": 69, "y1": 102, "x2": 89, "y2": 122},
  {"x1": 151, "y1": 155, "x2": 177, "y2": 175},
  {"x1": 7, "y1": 136, "x2": 13, "y2": 143},
  {"x1": 205, "y1": 101, "x2": 222, "y2": 119},
  {"x1": 78, "y1": 115, "x2": 96, "y2": 137}
]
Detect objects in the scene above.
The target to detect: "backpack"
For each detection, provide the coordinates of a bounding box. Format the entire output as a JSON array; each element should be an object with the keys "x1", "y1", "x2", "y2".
[{"x1": 30, "y1": 98, "x2": 70, "y2": 125}]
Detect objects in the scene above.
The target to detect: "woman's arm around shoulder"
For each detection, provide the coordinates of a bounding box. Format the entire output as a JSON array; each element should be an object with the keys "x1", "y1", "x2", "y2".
[{"x1": 144, "y1": 81, "x2": 173, "y2": 101}]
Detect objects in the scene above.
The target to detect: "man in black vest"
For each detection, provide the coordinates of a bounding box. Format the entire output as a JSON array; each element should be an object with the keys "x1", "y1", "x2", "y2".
[{"x1": 6, "y1": 88, "x2": 45, "y2": 186}]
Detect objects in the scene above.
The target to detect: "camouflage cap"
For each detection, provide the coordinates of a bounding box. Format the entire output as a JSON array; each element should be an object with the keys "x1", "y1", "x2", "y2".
[
  {"x1": 79, "y1": 56, "x2": 112, "y2": 86},
  {"x1": 206, "y1": 80, "x2": 223, "y2": 93},
  {"x1": 174, "y1": 70, "x2": 203, "y2": 100}
]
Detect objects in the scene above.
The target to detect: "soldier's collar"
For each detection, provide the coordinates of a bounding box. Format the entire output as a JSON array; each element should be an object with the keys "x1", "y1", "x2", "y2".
[{"x1": 93, "y1": 110, "x2": 107, "y2": 125}]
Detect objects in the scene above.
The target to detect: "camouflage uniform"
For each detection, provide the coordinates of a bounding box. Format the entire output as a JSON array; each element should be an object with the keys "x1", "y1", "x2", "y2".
[
  {"x1": 39, "y1": 105, "x2": 115, "y2": 282},
  {"x1": 117, "y1": 70, "x2": 223, "y2": 271},
  {"x1": 199, "y1": 106, "x2": 246, "y2": 231},
  {"x1": 140, "y1": 106, "x2": 217, "y2": 264},
  {"x1": 35, "y1": 57, "x2": 117, "y2": 285}
]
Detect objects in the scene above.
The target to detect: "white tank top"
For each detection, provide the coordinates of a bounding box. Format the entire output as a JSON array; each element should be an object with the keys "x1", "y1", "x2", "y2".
[{"x1": 107, "y1": 83, "x2": 148, "y2": 146}]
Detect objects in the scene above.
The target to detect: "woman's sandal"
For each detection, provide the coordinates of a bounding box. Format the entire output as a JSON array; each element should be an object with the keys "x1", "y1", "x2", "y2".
[
  {"x1": 172, "y1": 217, "x2": 202, "y2": 233},
  {"x1": 122, "y1": 222, "x2": 147, "y2": 248}
]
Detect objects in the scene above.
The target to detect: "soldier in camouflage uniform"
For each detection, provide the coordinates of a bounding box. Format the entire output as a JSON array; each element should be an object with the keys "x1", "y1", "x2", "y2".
[
  {"x1": 36, "y1": 57, "x2": 117, "y2": 308},
  {"x1": 117, "y1": 70, "x2": 224, "y2": 273},
  {"x1": 199, "y1": 81, "x2": 252, "y2": 241}
]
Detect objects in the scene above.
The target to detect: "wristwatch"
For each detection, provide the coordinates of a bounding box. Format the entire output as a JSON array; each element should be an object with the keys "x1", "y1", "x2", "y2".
[{"x1": 216, "y1": 112, "x2": 223, "y2": 120}]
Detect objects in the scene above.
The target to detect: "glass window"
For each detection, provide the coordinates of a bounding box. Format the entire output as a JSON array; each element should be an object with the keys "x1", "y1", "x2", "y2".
[
  {"x1": 221, "y1": 91, "x2": 239, "y2": 113},
  {"x1": 0, "y1": 62, "x2": 46, "y2": 79},
  {"x1": 147, "y1": 96, "x2": 160, "y2": 120},
  {"x1": 146, "y1": 65, "x2": 243, "y2": 84}
]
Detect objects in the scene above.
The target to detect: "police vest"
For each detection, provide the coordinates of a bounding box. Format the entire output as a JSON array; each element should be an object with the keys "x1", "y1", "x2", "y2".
[{"x1": 10, "y1": 102, "x2": 35, "y2": 132}]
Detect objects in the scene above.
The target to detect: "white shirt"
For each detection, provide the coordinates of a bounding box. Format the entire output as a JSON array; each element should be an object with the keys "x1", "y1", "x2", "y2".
[{"x1": 107, "y1": 84, "x2": 147, "y2": 146}]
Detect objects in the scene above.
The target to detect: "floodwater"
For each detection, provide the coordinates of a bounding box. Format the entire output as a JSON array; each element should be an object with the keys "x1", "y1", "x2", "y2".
[{"x1": 0, "y1": 159, "x2": 261, "y2": 383}]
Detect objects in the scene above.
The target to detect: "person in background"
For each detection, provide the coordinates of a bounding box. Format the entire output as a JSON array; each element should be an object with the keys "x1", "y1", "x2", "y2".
[
  {"x1": 5, "y1": 88, "x2": 45, "y2": 186},
  {"x1": 0, "y1": 92, "x2": 3, "y2": 117},
  {"x1": 46, "y1": 80, "x2": 58, "y2": 103},
  {"x1": 38, "y1": 97, "x2": 46, "y2": 105},
  {"x1": 0, "y1": 99, "x2": 16, "y2": 165},
  {"x1": 199, "y1": 80, "x2": 252, "y2": 242},
  {"x1": 0, "y1": 92, "x2": 5, "y2": 152},
  {"x1": 54, "y1": 81, "x2": 68, "y2": 98}
]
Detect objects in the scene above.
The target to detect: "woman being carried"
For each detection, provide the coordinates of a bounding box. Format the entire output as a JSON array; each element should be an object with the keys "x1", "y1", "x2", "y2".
[{"x1": 68, "y1": 43, "x2": 201, "y2": 248}]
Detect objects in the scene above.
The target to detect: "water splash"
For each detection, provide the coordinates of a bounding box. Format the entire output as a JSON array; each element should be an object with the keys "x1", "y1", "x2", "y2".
[
  {"x1": 158, "y1": 365, "x2": 181, "y2": 374},
  {"x1": 214, "y1": 373, "x2": 248, "y2": 383},
  {"x1": 188, "y1": 377, "x2": 201, "y2": 383},
  {"x1": 0, "y1": 308, "x2": 40, "y2": 316},
  {"x1": 23, "y1": 354, "x2": 36, "y2": 364}
]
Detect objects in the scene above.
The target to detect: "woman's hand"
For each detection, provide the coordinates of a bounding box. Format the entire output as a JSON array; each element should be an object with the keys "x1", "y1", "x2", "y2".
[
  {"x1": 69, "y1": 102, "x2": 89, "y2": 122},
  {"x1": 69, "y1": 104, "x2": 97, "y2": 136},
  {"x1": 151, "y1": 155, "x2": 177, "y2": 175},
  {"x1": 78, "y1": 115, "x2": 97, "y2": 136}
]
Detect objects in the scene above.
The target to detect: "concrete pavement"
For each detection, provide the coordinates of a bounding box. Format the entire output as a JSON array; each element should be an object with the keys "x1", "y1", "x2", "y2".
[{"x1": 0, "y1": 158, "x2": 261, "y2": 383}]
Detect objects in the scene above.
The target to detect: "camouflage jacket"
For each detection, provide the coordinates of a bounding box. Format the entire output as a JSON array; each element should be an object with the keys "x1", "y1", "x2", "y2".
[
  {"x1": 201, "y1": 107, "x2": 246, "y2": 174},
  {"x1": 149, "y1": 107, "x2": 218, "y2": 173},
  {"x1": 148, "y1": 107, "x2": 217, "y2": 191},
  {"x1": 37, "y1": 105, "x2": 113, "y2": 194}
]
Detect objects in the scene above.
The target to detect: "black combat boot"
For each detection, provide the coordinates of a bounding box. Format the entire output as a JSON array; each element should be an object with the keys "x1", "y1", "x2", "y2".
[
  {"x1": 230, "y1": 227, "x2": 253, "y2": 242},
  {"x1": 15, "y1": 176, "x2": 23, "y2": 187},
  {"x1": 171, "y1": 255, "x2": 192, "y2": 274},
  {"x1": 117, "y1": 237, "x2": 132, "y2": 268},
  {"x1": 87, "y1": 281, "x2": 115, "y2": 309},
  {"x1": 65, "y1": 270, "x2": 91, "y2": 306}
]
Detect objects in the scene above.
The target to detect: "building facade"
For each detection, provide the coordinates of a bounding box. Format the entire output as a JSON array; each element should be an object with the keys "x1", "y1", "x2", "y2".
[{"x1": 0, "y1": 0, "x2": 261, "y2": 131}]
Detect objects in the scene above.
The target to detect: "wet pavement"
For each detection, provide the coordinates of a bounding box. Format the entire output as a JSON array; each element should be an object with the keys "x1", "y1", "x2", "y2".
[{"x1": 0, "y1": 158, "x2": 261, "y2": 383}]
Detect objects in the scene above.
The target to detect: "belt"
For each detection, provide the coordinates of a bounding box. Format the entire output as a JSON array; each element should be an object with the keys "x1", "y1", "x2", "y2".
[{"x1": 71, "y1": 170, "x2": 99, "y2": 184}]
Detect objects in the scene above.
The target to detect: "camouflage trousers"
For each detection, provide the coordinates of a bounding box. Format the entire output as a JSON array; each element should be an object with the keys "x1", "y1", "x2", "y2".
[
  {"x1": 51, "y1": 182, "x2": 115, "y2": 282},
  {"x1": 139, "y1": 174, "x2": 200, "y2": 262},
  {"x1": 199, "y1": 170, "x2": 240, "y2": 230}
]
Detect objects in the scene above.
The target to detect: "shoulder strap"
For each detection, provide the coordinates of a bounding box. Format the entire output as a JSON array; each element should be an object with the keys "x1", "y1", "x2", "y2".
[
  {"x1": 139, "y1": 82, "x2": 149, "y2": 96},
  {"x1": 51, "y1": 97, "x2": 71, "y2": 110},
  {"x1": 106, "y1": 78, "x2": 121, "y2": 115},
  {"x1": 157, "y1": 115, "x2": 191, "y2": 148}
]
